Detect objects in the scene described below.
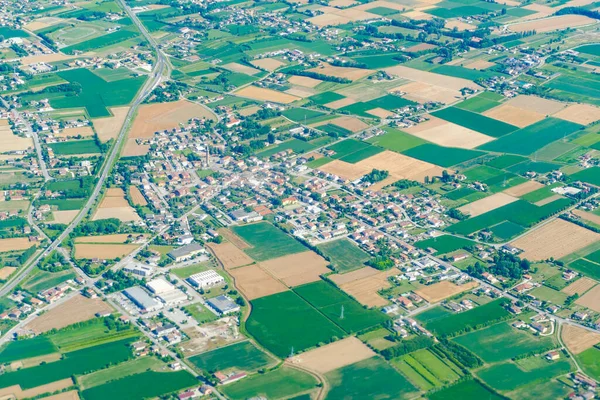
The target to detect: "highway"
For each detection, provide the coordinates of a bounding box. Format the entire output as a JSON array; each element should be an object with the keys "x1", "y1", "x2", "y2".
[{"x1": 0, "y1": 0, "x2": 170, "y2": 297}]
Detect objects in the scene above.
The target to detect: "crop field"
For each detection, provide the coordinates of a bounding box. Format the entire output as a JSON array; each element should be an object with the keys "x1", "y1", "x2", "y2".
[
  {"x1": 78, "y1": 357, "x2": 165, "y2": 390},
  {"x1": 80, "y1": 370, "x2": 197, "y2": 400},
  {"x1": 0, "y1": 336, "x2": 56, "y2": 364},
  {"x1": 421, "y1": 299, "x2": 510, "y2": 337},
  {"x1": 325, "y1": 357, "x2": 418, "y2": 400},
  {"x1": 329, "y1": 266, "x2": 397, "y2": 307},
  {"x1": 414, "y1": 281, "x2": 478, "y2": 303},
  {"x1": 188, "y1": 341, "x2": 273, "y2": 372},
  {"x1": 484, "y1": 104, "x2": 545, "y2": 128},
  {"x1": 432, "y1": 107, "x2": 518, "y2": 137},
  {"x1": 562, "y1": 324, "x2": 600, "y2": 354},
  {"x1": 317, "y1": 238, "x2": 371, "y2": 272},
  {"x1": 51, "y1": 69, "x2": 146, "y2": 118},
  {"x1": 258, "y1": 139, "x2": 317, "y2": 158},
  {"x1": 569, "y1": 167, "x2": 600, "y2": 186},
  {"x1": 61, "y1": 29, "x2": 138, "y2": 54},
  {"x1": 402, "y1": 143, "x2": 485, "y2": 167},
  {"x1": 0, "y1": 338, "x2": 134, "y2": 390},
  {"x1": 576, "y1": 346, "x2": 600, "y2": 380},
  {"x1": 490, "y1": 221, "x2": 525, "y2": 240},
  {"x1": 562, "y1": 277, "x2": 597, "y2": 296},
  {"x1": 458, "y1": 192, "x2": 518, "y2": 218},
  {"x1": 455, "y1": 92, "x2": 503, "y2": 113},
  {"x1": 452, "y1": 322, "x2": 555, "y2": 362},
  {"x1": 366, "y1": 126, "x2": 427, "y2": 153},
  {"x1": 220, "y1": 367, "x2": 317, "y2": 400},
  {"x1": 429, "y1": 379, "x2": 504, "y2": 400},
  {"x1": 74, "y1": 243, "x2": 139, "y2": 260},
  {"x1": 399, "y1": 348, "x2": 463, "y2": 387},
  {"x1": 294, "y1": 280, "x2": 387, "y2": 333},
  {"x1": 246, "y1": 290, "x2": 345, "y2": 357},
  {"x1": 327, "y1": 139, "x2": 373, "y2": 159},
  {"x1": 477, "y1": 359, "x2": 573, "y2": 391},
  {"x1": 207, "y1": 241, "x2": 253, "y2": 270},
  {"x1": 231, "y1": 222, "x2": 306, "y2": 261},
  {"x1": 290, "y1": 337, "x2": 375, "y2": 373},
  {"x1": 47, "y1": 318, "x2": 138, "y2": 353},
  {"x1": 259, "y1": 251, "x2": 330, "y2": 287},
  {"x1": 480, "y1": 118, "x2": 583, "y2": 155},
  {"x1": 575, "y1": 285, "x2": 600, "y2": 312},
  {"x1": 569, "y1": 259, "x2": 600, "y2": 281},
  {"x1": 49, "y1": 140, "x2": 102, "y2": 155}
]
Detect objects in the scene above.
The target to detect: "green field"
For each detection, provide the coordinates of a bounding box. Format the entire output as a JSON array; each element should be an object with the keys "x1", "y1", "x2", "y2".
[
  {"x1": 568, "y1": 258, "x2": 600, "y2": 281},
  {"x1": 327, "y1": 139, "x2": 373, "y2": 160},
  {"x1": 294, "y1": 281, "x2": 387, "y2": 333},
  {"x1": 258, "y1": 139, "x2": 317, "y2": 158},
  {"x1": 415, "y1": 306, "x2": 452, "y2": 323},
  {"x1": 49, "y1": 140, "x2": 102, "y2": 155},
  {"x1": 366, "y1": 126, "x2": 427, "y2": 153},
  {"x1": 486, "y1": 154, "x2": 528, "y2": 169},
  {"x1": 246, "y1": 291, "x2": 345, "y2": 358},
  {"x1": 569, "y1": 167, "x2": 600, "y2": 186},
  {"x1": 463, "y1": 165, "x2": 504, "y2": 181},
  {"x1": 432, "y1": 107, "x2": 518, "y2": 137},
  {"x1": 281, "y1": 108, "x2": 325, "y2": 122},
  {"x1": 325, "y1": 357, "x2": 418, "y2": 400},
  {"x1": 188, "y1": 341, "x2": 272, "y2": 372},
  {"x1": 421, "y1": 299, "x2": 511, "y2": 337},
  {"x1": 489, "y1": 221, "x2": 524, "y2": 240},
  {"x1": 576, "y1": 346, "x2": 600, "y2": 380},
  {"x1": 455, "y1": 92, "x2": 503, "y2": 113},
  {"x1": 220, "y1": 367, "x2": 317, "y2": 400},
  {"x1": 429, "y1": 378, "x2": 505, "y2": 400},
  {"x1": 78, "y1": 357, "x2": 165, "y2": 389},
  {"x1": 61, "y1": 29, "x2": 139, "y2": 54},
  {"x1": 452, "y1": 322, "x2": 555, "y2": 362},
  {"x1": 480, "y1": 118, "x2": 583, "y2": 155},
  {"x1": 308, "y1": 91, "x2": 345, "y2": 105},
  {"x1": 317, "y1": 238, "x2": 371, "y2": 272},
  {"x1": 477, "y1": 359, "x2": 573, "y2": 391},
  {"x1": 81, "y1": 370, "x2": 197, "y2": 400},
  {"x1": 40, "y1": 198, "x2": 86, "y2": 211},
  {"x1": 414, "y1": 235, "x2": 476, "y2": 254},
  {"x1": 0, "y1": 338, "x2": 135, "y2": 390},
  {"x1": 403, "y1": 144, "x2": 485, "y2": 167},
  {"x1": 231, "y1": 222, "x2": 306, "y2": 261},
  {"x1": 0, "y1": 336, "x2": 56, "y2": 364},
  {"x1": 520, "y1": 183, "x2": 562, "y2": 203}
]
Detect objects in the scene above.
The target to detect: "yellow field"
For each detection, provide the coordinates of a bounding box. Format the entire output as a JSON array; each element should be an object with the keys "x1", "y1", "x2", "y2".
[
  {"x1": 289, "y1": 337, "x2": 375, "y2": 373},
  {"x1": 509, "y1": 15, "x2": 596, "y2": 33},
  {"x1": 75, "y1": 233, "x2": 147, "y2": 243},
  {"x1": 0, "y1": 120, "x2": 33, "y2": 152},
  {"x1": 405, "y1": 117, "x2": 494, "y2": 149},
  {"x1": 0, "y1": 267, "x2": 16, "y2": 280},
  {"x1": 26, "y1": 295, "x2": 112, "y2": 333},
  {"x1": 308, "y1": 63, "x2": 374, "y2": 81},
  {"x1": 0, "y1": 237, "x2": 36, "y2": 252},
  {"x1": 0, "y1": 378, "x2": 73, "y2": 399},
  {"x1": 129, "y1": 185, "x2": 147, "y2": 206},
  {"x1": 330, "y1": 267, "x2": 397, "y2": 307},
  {"x1": 92, "y1": 188, "x2": 140, "y2": 222},
  {"x1": 554, "y1": 104, "x2": 600, "y2": 125},
  {"x1": 53, "y1": 210, "x2": 79, "y2": 224},
  {"x1": 251, "y1": 58, "x2": 285, "y2": 71},
  {"x1": 234, "y1": 86, "x2": 300, "y2": 104},
  {"x1": 458, "y1": 193, "x2": 518, "y2": 217},
  {"x1": 74, "y1": 243, "x2": 140, "y2": 259},
  {"x1": 484, "y1": 104, "x2": 545, "y2": 128},
  {"x1": 414, "y1": 281, "x2": 478, "y2": 303},
  {"x1": 92, "y1": 107, "x2": 130, "y2": 142}
]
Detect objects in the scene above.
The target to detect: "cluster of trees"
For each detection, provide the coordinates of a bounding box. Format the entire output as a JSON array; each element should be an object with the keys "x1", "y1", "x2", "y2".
[
  {"x1": 363, "y1": 169, "x2": 389, "y2": 184},
  {"x1": 97, "y1": 270, "x2": 141, "y2": 294},
  {"x1": 447, "y1": 208, "x2": 468, "y2": 221},
  {"x1": 39, "y1": 251, "x2": 68, "y2": 272},
  {"x1": 72, "y1": 218, "x2": 121, "y2": 237},
  {"x1": 390, "y1": 179, "x2": 421, "y2": 190},
  {"x1": 380, "y1": 335, "x2": 434, "y2": 360},
  {"x1": 434, "y1": 340, "x2": 483, "y2": 369},
  {"x1": 367, "y1": 255, "x2": 395, "y2": 270},
  {"x1": 17, "y1": 245, "x2": 37, "y2": 267},
  {"x1": 468, "y1": 252, "x2": 530, "y2": 280},
  {"x1": 286, "y1": 68, "x2": 351, "y2": 84}
]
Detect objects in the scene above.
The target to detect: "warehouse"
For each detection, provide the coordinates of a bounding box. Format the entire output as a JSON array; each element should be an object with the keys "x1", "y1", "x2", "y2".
[
  {"x1": 168, "y1": 243, "x2": 206, "y2": 262},
  {"x1": 124, "y1": 286, "x2": 163, "y2": 313},
  {"x1": 147, "y1": 277, "x2": 175, "y2": 294},
  {"x1": 206, "y1": 295, "x2": 240, "y2": 315},
  {"x1": 187, "y1": 270, "x2": 225, "y2": 288}
]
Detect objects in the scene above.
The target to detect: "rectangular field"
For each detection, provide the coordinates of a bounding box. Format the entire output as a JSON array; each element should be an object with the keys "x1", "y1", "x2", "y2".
[
  {"x1": 232, "y1": 222, "x2": 306, "y2": 261},
  {"x1": 432, "y1": 107, "x2": 518, "y2": 137},
  {"x1": 188, "y1": 341, "x2": 273, "y2": 373},
  {"x1": 317, "y1": 239, "x2": 371, "y2": 272}
]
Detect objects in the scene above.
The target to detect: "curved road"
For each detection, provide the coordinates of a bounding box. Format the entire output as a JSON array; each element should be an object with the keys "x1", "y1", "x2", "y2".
[{"x1": 0, "y1": 0, "x2": 170, "y2": 297}]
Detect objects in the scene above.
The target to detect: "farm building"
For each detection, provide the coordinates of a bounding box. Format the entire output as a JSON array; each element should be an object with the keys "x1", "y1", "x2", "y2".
[
  {"x1": 206, "y1": 295, "x2": 240, "y2": 315},
  {"x1": 124, "y1": 286, "x2": 163, "y2": 313},
  {"x1": 187, "y1": 270, "x2": 225, "y2": 288},
  {"x1": 168, "y1": 243, "x2": 206, "y2": 262}
]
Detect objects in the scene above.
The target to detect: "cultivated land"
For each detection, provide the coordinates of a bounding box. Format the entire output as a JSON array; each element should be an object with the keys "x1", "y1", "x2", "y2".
[
  {"x1": 289, "y1": 336, "x2": 375, "y2": 373},
  {"x1": 562, "y1": 277, "x2": 597, "y2": 296},
  {"x1": 575, "y1": 285, "x2": 600, "y2": 312},
  {"x1": 562, "y1": 324, "x2": 600, "y2": 354},
  {"x1": 329, "y1": 267, "x2": 397, "y2": 307},
  {"x1": 259, "y1": 251, "x2": 330, "y2": 287},
  {"x1": 92, "y1": 188, "x2": 140, "y2": 222},
  {"x1": 511, "y1": 219, "x2": 600, "y2": 261},
  {"x1": 227, "y1": 264, "x2": 288, "y2": 300},
  {"x1": 414, "y1": 280, "x2": 478, "y2": 303},
  {"x1": 206, "y1": 242, "x2": 254, "y2": 269}
]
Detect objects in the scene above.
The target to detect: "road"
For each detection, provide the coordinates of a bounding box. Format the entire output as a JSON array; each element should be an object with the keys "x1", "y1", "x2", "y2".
[{"x1": 0, "y1": 0, "x2": 169, "y2": 298}]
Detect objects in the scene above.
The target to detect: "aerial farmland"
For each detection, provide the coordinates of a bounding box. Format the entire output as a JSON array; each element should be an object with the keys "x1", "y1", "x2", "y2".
[{"x1": 0, "y1": 0, "x2": 599, "y2": 398}]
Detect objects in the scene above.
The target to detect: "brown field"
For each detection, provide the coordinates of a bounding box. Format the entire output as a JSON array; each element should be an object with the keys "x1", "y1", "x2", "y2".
[
  {"x1": 307, "y1": 13, "x2": 350, "y2": 26},
  {"x1": 367, "y1": 108, "x2": 395, "y2": 118},
  {"x1": 405, "y1": 43, "x2": 437, "y2": 52},
  {"x1": 228, "y1": 264, "x2": 288, "y2": 300},
  {"x1": 353, "y1": 0, "x2": 408, "y2": 11},
  {"x1": 446, "y1": 20, "x2": 477, "y2": 32},
  {"x1": 402, "y1": 10, "x2": 434, "y2": 20},
  {"x1": 235, "y1": 86, "x2": 300, "y2": 104},
  {"x1": 330, "y1": 0, "x2": 359, "y2": 7},
  {"x1": 554, "y1": 104, "x2": 600, "y2": 125},
  {"x1": 465, "y1": 60, "x2": 495, "y2": 70},
  {"x1": 509, "y1": 15, "x2": 596, "y2": 33},
  {"x1": 288, "y1": 337, "x2": 375, "y2": 372},
  {"x1": 218, "y1": 228, "x2": 250, "y2": 249},
  {"x1": 383, "y1": 65, "x2": 481, "y2": 91},
  {"x1": 74, "y1": 243, "x2": 140, "y2": 259},
  {"x1": 17, "y1": 353, "x2": 61, "y2": 369},
  {"x1": 393, "y1": 81, "x2": 460, "y2": 104},
  {"x1": 484, "y1": 104, "x2": 545, "y2": 128},
  {"x1": 308, "y1": 63, "x2": 374, "y2": 81},
  {"x1": 405, "y1": 117, "x2": 494, "y2": 149},
  {"x1": 562, "y1": 277, "x2": 597, "y2": 296},
  {"x1": 414, "y1": 280, "x2": 478, "y2": 303},
  {"x1": 0, "y1": 267, "x2": 16, "y2": 280},
  {"x1": 458, "y1": 192, "x2": 518, "y2": 217},
  {"x1": 20, "y1": 53, "x2": 75, "y2": 65},
  {"x1": 92, "y1": 107, "x2": 130, "y2": 142},
  {"x1": 573, "y1": 209, "x2": 600, "y2": 226},
  {"x1": 222, "y1": 62, "x2": 260, "y2": 76},
  {"x1": 505, "y1": 95, "x2": 566, "y2": 115},
  {"x1": 56, "y1": 126, "x2": 94, "y2": 138},
  {"x1": 53, "y1": 210, "x2": 79, "y2": 224},
  {"x1": 324, "y1": 97, "x2": 357, "y2": 109},
  {"x1": 0, "y1": 120, "x2": 33, "y2": 152},
  {"x1": 93, "y1": 187, "x2": 140, "y2": 222},
  {"x1": 511, "y1": 219, "x2": 600, "y2": 261},
  {"x1": 238, "y1": 106, "x2": 261, "y2": 117},
  {"x1": 286, "y1": 86, "x2": 317, "y2": 98},
  {"x1": 288, "y1": 75, "x2": 322, "y2": 88},
  {"x1": 329, "y1": 116, "x2": 370, "y2": 132},
  {"x1": 75, "y1": 233, "x2": 146, "y2": 243},
  {"x1": 561, "y1": 324, "x2": 600, "y2": 354},
  {"x1": 259, "y1": 251, "x2": 330, "y2": 287},
  {"x1": 503, "y1": 180, "x2": 544, "y2": 196},
  {"x1": 534, "y1": 194, "x2": 563, "y2": 206},
  {"x1": 24, "y1": 21, "x2": 51, "y2": 31},
  {"x1": 0, "y1": 237, "x2": 36, "y2": 252},
  {"x1": 330, "y1": 266, "x2": 398, "y2": 307},
  {"x1": 308, "y1": 6, "x2": 379, "y2": 26},
  {"x1": 26, "y1": 295, "x2": 112, "y2": 333},
  {"x1": 575, "y1": 285, "x2": 600, "y2": 312},
  {"x1": 130, "y1": 100, "x2": 216, "y2": 139},
  {"x1": 319, "y1": 150, "x2": 444, "y2": 184},
  {"x1": 0, "y1": 378, "x2": 74, "y2": 399},
  {"x1": 206, "y1": 242, "x2": 254, "y2": 270},
  {"x1": 251, "y1": 58, "x2": 285, "y2": 71},
  {"x1": 122, "y1": 139, "x2": 150, "y2": 157},
  {"x1": 129, "y1": 185, "x2": 147, "y2": 206},
  {"x1": 44, "y1": 391, "x2": 80, "y2": 400}
]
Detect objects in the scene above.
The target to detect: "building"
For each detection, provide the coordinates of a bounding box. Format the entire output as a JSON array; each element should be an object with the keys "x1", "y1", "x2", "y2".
[
  {"x1": 124, "y1": 286, "x2": 163, "y2": 313},
  {"x1": 123, "y1": 263, "x2": 155, "y2": 278},
  {"x1": 187, "y1": 270, "x2": 225, "y2": 288},
  {"x1": 206, "y1": 295, "x2": 240, "y2": 315},
  {"x1": 168, "y1": 243, "x2": 205, "y2": 262},
  {"x1": 147, "y1": 277, "x2": 175, "y2": 294}
]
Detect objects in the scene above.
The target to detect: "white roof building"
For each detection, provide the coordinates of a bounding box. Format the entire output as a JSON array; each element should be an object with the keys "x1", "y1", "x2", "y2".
[
  {"x1": 187, "y1": 270, "x2": 225, "y2": 288},
  {"x1": 146, "y1": 277, "x2": 175, "y2": 294}
]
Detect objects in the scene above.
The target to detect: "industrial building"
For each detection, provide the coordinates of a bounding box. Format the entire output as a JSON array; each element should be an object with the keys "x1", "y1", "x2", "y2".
[
  {"x1": 187, "y1": 270, "x2": 225, "y2": 288},
  {"x1": 168, "y1": 243, "x2": 205, "y2": 262},
  {"x1": 206, "y1": 295, "x2": 240, "y2": 315},
  {"x1": 146, "y1": 277, "x2": 188, "y2": 306},
  {"x1": 123, "y1": 262, "x2": 155, "y2": 278},
  {"x1": 124, "y1": 286, "x2": 163, "y2": 313}
]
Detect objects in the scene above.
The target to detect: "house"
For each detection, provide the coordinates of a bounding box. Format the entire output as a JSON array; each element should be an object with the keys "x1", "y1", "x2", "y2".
[{"x1": 546, "y1": 351, "x2": 560, "y2": 361}]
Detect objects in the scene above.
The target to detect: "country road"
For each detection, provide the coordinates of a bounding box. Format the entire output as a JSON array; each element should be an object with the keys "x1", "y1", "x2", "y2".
[{"x1": 0, "y1": 0, "x2": 170, "y2": 298}]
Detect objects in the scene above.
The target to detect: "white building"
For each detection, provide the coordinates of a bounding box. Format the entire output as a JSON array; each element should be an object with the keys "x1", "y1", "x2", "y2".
[
  {"x1": 146, "y1": 277, "x2": 175, "y2": 294},
  {"x1": 187, "y1": 270, "x2": 225, "y2": 288},
  {"x1": 123, "y1": 263, "x2": 154, "y2": 278}
]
